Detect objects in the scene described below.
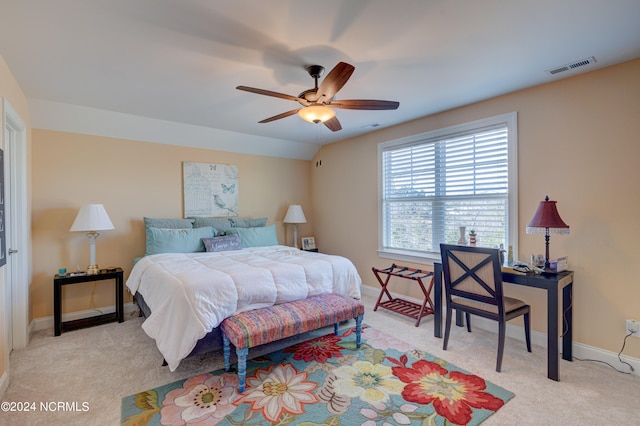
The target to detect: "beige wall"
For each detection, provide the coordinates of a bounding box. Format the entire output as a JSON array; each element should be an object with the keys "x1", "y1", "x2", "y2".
[
  {"x1": 0, "y1": 55, "x2": 31, "y2": 389},
  {"x1": 31, "y1": 130, "x2": 312, "y2": 318},
  {"x1": 312, "y1": 59, "x2": 640, "y2": 358},
  {"x1": 5, "y1": 53, "x2": 640, "y2": 390}
]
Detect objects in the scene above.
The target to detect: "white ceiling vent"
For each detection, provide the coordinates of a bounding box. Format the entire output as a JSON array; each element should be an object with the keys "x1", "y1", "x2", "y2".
[{"x1": 545, "y1": 56, "x2": 597, "y2": 76}]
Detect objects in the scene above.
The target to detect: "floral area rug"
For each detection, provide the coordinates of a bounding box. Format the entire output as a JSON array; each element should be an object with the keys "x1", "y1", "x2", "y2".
[{"x1": 121, "y1": 326, "x2": 514, "y2": 425}]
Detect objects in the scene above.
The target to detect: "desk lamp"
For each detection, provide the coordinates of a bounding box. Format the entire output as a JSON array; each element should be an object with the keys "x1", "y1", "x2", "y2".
[
  {"x1": 526, "y1": 196, "x2": 569, "y2": 270},
  {"x1": 283, "y1": 204, "x2": 306, "y2": 249},
  {"x1": 70, "y1": 204, "x2": 114, "y2": 275}
]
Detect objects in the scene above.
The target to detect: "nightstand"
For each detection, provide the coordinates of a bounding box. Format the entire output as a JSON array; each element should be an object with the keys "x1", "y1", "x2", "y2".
[{"x1": 53, "y1": 268, "x2": 124, "y2": 336}]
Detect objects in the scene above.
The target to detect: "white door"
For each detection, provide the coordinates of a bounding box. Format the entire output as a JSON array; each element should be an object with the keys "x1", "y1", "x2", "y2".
[
  {"x1": 3, "y1": 99, "x2": 28, "y2": 351},
  {"x1": 2, "y1": 121, "x2": 10, "y2": 351}
]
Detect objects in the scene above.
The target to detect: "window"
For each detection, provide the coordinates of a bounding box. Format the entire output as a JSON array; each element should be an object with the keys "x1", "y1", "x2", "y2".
[{"x1": 378, "y1": 112, "x2": 518, "y2": 262}]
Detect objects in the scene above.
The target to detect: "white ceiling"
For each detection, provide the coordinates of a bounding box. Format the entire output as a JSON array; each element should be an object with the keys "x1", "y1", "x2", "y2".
[{"x1": 1, "y1": 0, "x2": 639, "y2": 159}]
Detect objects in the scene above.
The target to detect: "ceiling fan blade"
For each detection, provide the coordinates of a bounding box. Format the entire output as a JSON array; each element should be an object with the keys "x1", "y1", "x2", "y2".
[
  {"x1": 323, "y1": 116, "x2": 342, "y2": 132},
  {"x1": 329, "y1": 99, "x2": 400, "y2": 110},
  {"x1": 258, "y1": 109, "x2": 300, "y2": 123},
  {"x1": 236, "y1": 85, "x2": 300, "y2": 102},
  {"x1": 316, "y1": 62, "x2": 355, "y2": 104}
]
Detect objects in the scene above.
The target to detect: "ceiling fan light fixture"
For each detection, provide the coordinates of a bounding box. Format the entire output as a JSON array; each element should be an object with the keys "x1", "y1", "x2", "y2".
[
  {"x1": 297, "y1": 104, "x2": 335, "y2": 123},
  {"x1": 237, "y1": 62, "x2": 398, "y2": 132}
]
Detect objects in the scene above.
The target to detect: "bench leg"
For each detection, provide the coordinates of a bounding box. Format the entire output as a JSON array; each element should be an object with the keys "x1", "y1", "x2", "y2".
[
  {"x1": 222, "y1": 332, "x2": 249, "y2": 393},
  {"x1": 334, "y1": 323, "x2": 339, "y2": 335},
  {"x1": 356, "y1": 314, "x2": 363, "y2": 348},
  {"x1": 222, "y1": 333, "x2": 231, "y2": 371},
  {"x1": 236, "y1": 347, "x2": 248, "y2": 393}
]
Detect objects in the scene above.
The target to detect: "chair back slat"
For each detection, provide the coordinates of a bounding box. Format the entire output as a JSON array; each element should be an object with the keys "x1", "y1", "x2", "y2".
[{"x1": 441, "y1": 244, "x2": 505, "y2": 314}]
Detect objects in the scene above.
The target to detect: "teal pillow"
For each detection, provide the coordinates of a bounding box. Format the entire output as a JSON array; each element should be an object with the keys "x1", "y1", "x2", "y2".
[
  {"x1": 145, "y1": 226, "x2": 216, "y2": 255},
  {"x1": 144, "y1": 217, "x2": 194, "y2": 228},
  {"x1": 190, "y1": 217, "x2": 233, "y2": 233},
  {"x1": 225, "y1": 224, "x2": 278, "y2": 248},
  {"x1": 144, "y1": 218, "x2": 196, "y2": 251},
  {"x1": 230, "y1": 217, "x2": 268, "y2": 228}
]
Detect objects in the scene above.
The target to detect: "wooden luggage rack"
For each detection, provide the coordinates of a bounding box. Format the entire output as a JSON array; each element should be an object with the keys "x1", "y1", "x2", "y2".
[{"x1": 372, "y1": 264, "x2": 435, "y2": 327}]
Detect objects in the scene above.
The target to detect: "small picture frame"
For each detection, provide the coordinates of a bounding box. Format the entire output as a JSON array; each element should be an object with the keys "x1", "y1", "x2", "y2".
[{"x1": 301, "y1": 237, "x2": 316, "y2": 250}]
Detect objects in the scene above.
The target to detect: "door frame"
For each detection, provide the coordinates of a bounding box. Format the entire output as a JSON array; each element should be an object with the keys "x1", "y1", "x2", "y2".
[{"x1": 3, "y1": 98, "x2": 29, "y2": 351}]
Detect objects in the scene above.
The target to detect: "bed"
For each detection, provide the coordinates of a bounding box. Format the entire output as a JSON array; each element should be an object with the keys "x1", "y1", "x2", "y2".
[{"x1": 126, "y1": 217, "x2": 362, "y2": 371}]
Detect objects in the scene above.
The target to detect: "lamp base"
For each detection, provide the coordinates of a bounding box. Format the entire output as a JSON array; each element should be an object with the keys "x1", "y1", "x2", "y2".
[{"x1": 87, "y1": 264, "x2": 99, "y2": 275}]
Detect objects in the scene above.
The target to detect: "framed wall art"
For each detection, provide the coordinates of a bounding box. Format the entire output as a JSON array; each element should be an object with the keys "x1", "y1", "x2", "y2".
[
  {"x1": 301, "y1": 237, "x2": 316, "y2": 251},
  {"x1": 183, "y1": 162, "x2": 239, "y2": 217}
]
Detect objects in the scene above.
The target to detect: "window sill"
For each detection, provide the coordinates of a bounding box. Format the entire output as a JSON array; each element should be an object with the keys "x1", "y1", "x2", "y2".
[{"x1": 377, "y1": 249, "x2": 439, "y2": 266}]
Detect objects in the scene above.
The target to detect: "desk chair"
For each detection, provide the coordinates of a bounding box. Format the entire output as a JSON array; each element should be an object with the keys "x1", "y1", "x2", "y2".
[{"x1": 440, "y1": 244, "x2": 531, "y2": 372}]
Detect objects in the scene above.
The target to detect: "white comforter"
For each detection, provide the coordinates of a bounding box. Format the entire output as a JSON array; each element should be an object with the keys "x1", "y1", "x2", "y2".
[{"x1": 126, "y1": 245, "x2": 362, "y2": 370}]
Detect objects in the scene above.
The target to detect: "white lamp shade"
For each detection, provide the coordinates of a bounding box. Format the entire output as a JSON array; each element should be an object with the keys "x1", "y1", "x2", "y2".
[
  {"x1": 70, "y1": 204, "x2": 115, "y2": 232},
  {"x1": 283, "y1": 205, "x2": 307, "y2": 224}
]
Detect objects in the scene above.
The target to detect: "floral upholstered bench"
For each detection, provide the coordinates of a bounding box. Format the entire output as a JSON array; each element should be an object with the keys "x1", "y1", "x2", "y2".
[{"x1": 220, "y1": 293, "x2": 365, "y2": 392}]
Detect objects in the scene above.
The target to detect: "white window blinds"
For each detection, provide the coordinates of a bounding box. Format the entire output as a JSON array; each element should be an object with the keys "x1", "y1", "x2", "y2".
[{"x1": 379, "y1": 113, "x2": 517, "y2": 258}]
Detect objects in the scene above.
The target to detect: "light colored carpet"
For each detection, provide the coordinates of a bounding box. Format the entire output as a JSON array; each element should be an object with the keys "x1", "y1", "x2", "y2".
[{"x1": 2, "y1": 292, "x2": 639, "y2": 425}]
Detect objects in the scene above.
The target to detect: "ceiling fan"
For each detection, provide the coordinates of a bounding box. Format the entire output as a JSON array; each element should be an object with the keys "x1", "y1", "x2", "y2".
[{"x1": 236, "y1": 62, "x2": 399, "y2": 132}]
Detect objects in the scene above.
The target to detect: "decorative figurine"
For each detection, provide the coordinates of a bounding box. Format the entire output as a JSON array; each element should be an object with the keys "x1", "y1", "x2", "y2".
[{"x1": 458, "y1": 226, "x2": 468, "y2": 245}]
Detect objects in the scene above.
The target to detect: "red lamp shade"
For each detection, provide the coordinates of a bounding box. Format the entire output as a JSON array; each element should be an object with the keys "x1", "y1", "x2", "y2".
[
  {"x1": 526, "y1": 196, "x2": 570, "y2": 235},
  {"x1": 526, "y1": 196, "x2": 569, "y2": 271}
]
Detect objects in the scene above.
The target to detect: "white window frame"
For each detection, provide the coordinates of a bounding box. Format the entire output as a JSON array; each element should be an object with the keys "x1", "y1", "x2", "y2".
[{"x1": 377, "y1": 112, "x2": 518, "y2": 265}]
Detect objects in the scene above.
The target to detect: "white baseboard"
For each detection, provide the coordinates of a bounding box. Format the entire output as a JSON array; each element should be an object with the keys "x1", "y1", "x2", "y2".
[
  {"x1": 361, "y1": 285, "x2": 640, "y2": 376},
  {"x1": 32, "y1": 302, "x2": 139, "y2": 332},
  {"x1": 572, "y1": 340, "x2": 640, "y2": 376}
]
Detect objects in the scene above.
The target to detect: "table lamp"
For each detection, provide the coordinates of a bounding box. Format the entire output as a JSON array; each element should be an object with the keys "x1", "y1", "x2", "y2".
[
  {"x1": 526, "y1": 196, "x2": 569, "y2": 270},
  {"x1": 70, "y1": 203, "x2": 114, "y2": 275},
  {"x1": 283, "y1": 204, "x2": 306, "y2": 249}
]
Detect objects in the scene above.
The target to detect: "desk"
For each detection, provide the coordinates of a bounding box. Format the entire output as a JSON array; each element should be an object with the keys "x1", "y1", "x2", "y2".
[
  {"x1": 54, "y1": 268, "x2": 124, "y2": 336},
  {"x1": 433, "y1": 262, "x2": 573, "y2": 381}
]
